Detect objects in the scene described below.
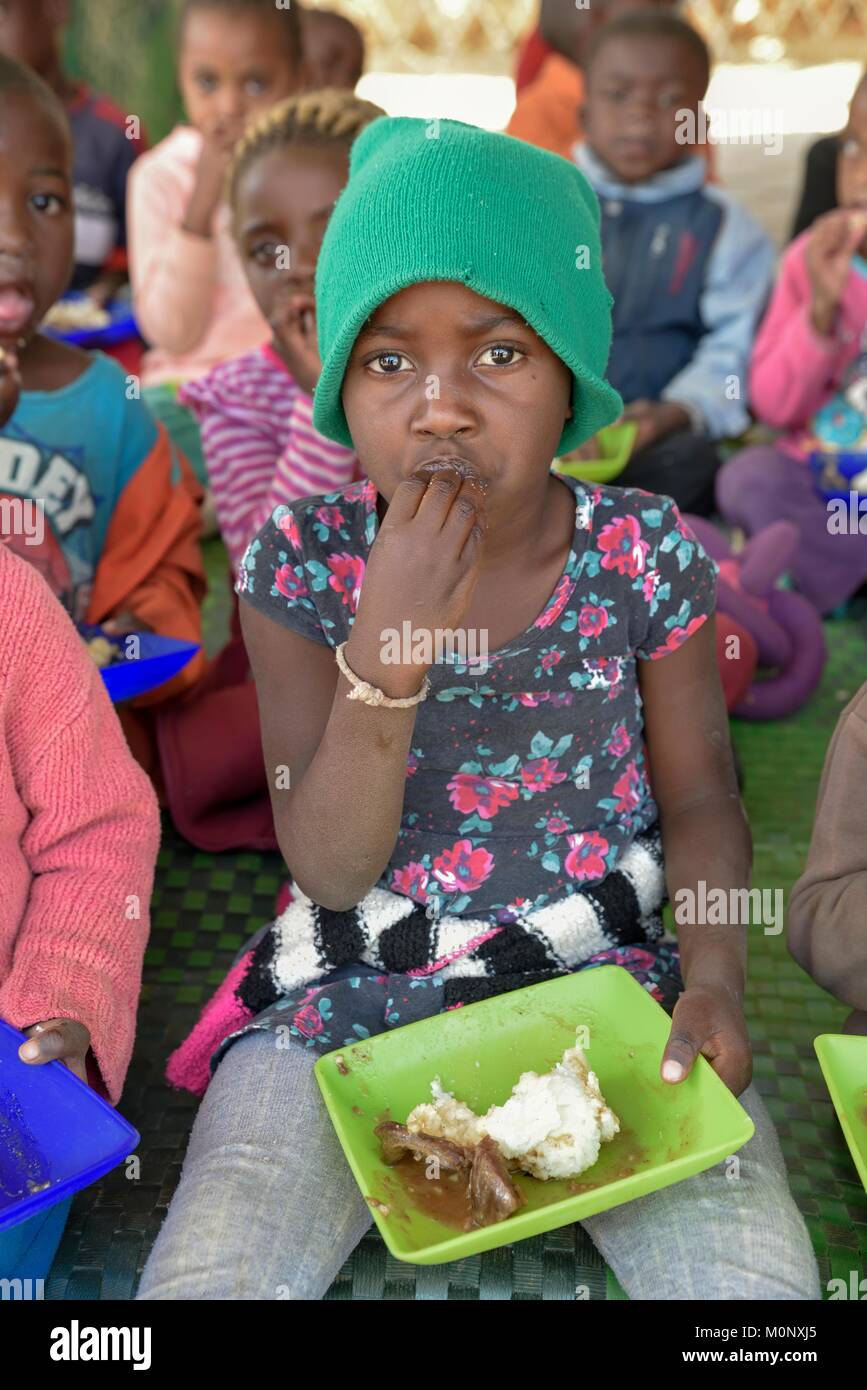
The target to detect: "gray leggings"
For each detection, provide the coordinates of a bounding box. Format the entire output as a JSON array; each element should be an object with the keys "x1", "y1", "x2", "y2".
[{"x1": 137, "y1": 1029, "x2": 820, "y2": 1301}]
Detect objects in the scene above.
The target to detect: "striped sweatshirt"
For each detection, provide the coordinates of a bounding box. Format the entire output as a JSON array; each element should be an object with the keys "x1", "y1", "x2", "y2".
[{"x1": 180, "y1": 345, "x2": 357, "y2": 575}]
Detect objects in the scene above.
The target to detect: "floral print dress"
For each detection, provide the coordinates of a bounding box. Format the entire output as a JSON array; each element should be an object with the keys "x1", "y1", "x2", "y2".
[{"x1": 168, "y1": 473, "x2": 717, "y2": 1091}]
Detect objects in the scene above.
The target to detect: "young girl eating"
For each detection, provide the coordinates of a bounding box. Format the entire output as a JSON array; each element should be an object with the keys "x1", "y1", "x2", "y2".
[
  {"x1": 139, "y1": 118, "x2": 819, "y2": 1302},
  {"x1": 127, "y1": 0, "x2": 307, "y2": 518},
  {"x1": 180, "y1": 88, "x2": 382, "y2": 576}
]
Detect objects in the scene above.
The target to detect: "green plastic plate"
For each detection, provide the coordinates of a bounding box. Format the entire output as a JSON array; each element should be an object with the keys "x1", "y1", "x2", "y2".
[
  {"x1": 314, "y1": 966, "x2": 755, "y2": 1264},
  {"x1": 553, "y1": 421, "x2": 639, "y2": 485},
  {"x1": 814, "y1": 1033, "x2": 867, "y2": 1190}
]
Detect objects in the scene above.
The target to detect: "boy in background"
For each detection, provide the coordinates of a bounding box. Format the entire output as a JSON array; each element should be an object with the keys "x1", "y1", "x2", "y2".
[
  {"x1": 573, "y1": 12, "x2": 773, "y2": 513},
  {"x1": 0, "y1": 0, "x2": 146, "y2": 301},
  {"x1": 508, "y1": 0, "x2": 681, "y2": 161}
]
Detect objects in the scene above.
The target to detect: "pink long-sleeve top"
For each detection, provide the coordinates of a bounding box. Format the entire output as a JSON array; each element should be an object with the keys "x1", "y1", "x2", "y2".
[
  {"x1": 127, "y1": 125, "x2": 271, "y2": 388},
  {"x1": 180, "y1": 345, "x2": 357, "y2": 574},
  {"x1": 0, "y1": 542, "x2": 160, "y2": 1104},
  {"x1": 749, "y1": 230, "x2": 867, "y2": 459}
]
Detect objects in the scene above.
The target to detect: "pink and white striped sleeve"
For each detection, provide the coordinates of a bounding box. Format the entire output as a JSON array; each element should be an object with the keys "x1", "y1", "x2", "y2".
[{"x1": 257, "y1": 389, "x2": 357, "y2": 530}]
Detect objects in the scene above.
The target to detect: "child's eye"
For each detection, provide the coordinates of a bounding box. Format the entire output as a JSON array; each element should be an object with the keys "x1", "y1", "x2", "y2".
[
  {"x1": 841, "y1": 137, "x2": 867, "y2": 160},
  {"x1": 195, "y1": 73, "x2": 218, "y2": 93},
  {"x1": 245, "y1": 77, "x2": 268, "y2": 95},
  {"x1": 249, "y1": 240, "x2": 280, "y2": 266},
  {"x1": 368, "y1": 351, "x2": 411, "y2": 374},
  {"x1": 31, "y1": 192, "x2": 65, "y2": 216},
  {"x1": 477, "y1": 344, "x2": 525, "y2": 367},
  {"x1": 658, "y1": 90, "x2": 684, "y2": 110}
]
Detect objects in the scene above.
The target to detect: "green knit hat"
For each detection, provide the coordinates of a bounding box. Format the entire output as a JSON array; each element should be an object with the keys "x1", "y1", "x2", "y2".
[{"x1": 312, "y1": 117, "x2": 622, "y2": 455}]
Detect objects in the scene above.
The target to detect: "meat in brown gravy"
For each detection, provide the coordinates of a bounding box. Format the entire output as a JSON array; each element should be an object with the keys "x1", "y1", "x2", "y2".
[
  {"x1": 374, "y1": 1122, "x2": 470, "y2": 1172},
  {"x1": 374, "y1": 1124, "x2": 525, "y2": 1229},
  {"x1": 469, "y1": 1136, "x2": 526, "y2": 1226}
]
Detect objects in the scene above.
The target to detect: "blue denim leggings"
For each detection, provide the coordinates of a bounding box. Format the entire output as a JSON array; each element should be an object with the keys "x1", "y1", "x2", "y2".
[
  {"x1": 0, "y1": 1197, "x2": 71, "y2": 1282},
  {"x1": 137, "y1": 1029, "x2": 821, "y2": 1302}
]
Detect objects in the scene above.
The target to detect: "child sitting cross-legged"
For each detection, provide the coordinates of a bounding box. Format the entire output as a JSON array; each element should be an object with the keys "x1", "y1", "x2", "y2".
[
  {"x1": 573, "y1": 12, "x2": 774, "y2": 514},
  {"x1": 138, "y1": 116, "x2": 817, "y2": 1302}
]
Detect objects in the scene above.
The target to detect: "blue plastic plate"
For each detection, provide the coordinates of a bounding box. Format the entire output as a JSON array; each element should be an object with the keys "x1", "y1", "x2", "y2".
[
  {"x1": 78, "y1": 625, "x2": 201, "y2": 703},
  {"x1": 0, "y1": 1019, "x2": 139, "y2": 1232},
  {"x1": 43, "y1": 293, "x2": 139, "y2": 348},
  {"x1": 808, "y1": 448, "x2": 867, "y2": 502}
]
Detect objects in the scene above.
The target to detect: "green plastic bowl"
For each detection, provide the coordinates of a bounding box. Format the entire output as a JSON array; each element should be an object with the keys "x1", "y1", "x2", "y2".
[
  {"x1": 314, "y1": 966, "x2": 755, "y2": 1264},
  {"x1": 554, "y1": 421, "x2": 639, "y2": 485},
  {"x1": 814, "y1": 1033, "x2": 867, "y2": 1191}
]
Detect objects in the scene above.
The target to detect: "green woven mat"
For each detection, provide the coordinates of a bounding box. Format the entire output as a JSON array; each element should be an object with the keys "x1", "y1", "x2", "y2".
[{"x1": 45, "y1": 564, "x2": 867, "y2": 1299}]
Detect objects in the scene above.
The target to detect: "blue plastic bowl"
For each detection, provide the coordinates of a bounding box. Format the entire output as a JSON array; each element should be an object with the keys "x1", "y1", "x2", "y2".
[
  {"x1": 42, "y1": 292, "x2": 139, "y2": 348},
  {"x1": 78, "y1": 626, "x2": 201, "y2": 703},
  {"x1": 0, "y1": 1020, "x2": 139, "y2": 1232},
  {"x1": 808, "y1": 448, "x2": 867, "y2": 502}
]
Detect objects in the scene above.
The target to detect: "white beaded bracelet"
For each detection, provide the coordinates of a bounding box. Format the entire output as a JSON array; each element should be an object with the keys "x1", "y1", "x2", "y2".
[{"x1": 334, "y1": 641, "x2": 430, "y2": 708}]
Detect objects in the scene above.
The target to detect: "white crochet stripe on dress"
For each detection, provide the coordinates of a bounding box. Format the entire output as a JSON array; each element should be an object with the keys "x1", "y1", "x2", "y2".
[
  {"x1": 619, "y1": 838, "x2": 666, "y2": 917},
  {"x1": 520, "y1": 891, "x2": 612, "y2": 967}
]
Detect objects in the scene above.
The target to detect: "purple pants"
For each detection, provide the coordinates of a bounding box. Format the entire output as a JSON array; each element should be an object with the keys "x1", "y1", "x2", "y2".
[{"x1": 716, "y1": 444, "x2": 867, "y2": 614}]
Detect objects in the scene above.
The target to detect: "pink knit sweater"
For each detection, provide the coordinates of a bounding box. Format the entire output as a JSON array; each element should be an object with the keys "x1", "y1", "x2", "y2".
[{"x1": 0, "y1": 543, "x2": 160, "y2": 1104}]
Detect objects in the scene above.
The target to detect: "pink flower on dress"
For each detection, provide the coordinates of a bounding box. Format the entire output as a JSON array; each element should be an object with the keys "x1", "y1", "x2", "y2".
[
  {"x1": 577, "y1": 604, "x2": 608, "y2": 638},
  {"x1": 315, "y1": 505, "x2": 345, "y2": 531},
  {"x1": 391, "y1": 862, "x2": 429, "y2": 901},
  {"x1": 327, "y1": 552, "x2": 365, "y2": 612},
  {"x1": 546, "y1": 815, "x2": 570, "y2": 833},
  {"x1": 447, "y1": 773, "x2": 519, "y2": 820},
  {"x1": 564, "y1": 831, "x2": 609, "y2": 881},
  {"x1": 642, "y1": 569, "x2": 660, "y2": 604},
  {"x1": 277, "y1": 509, "x2": 301, "y2": 551},
  {"x1": 293, "y1": 1003, "x2": 324, "y2": 1038},
  {"x1": 540, "y1": 648, "x2": 564, "y2": 671},
  {"x1": 612, "y1": 759, "x2": 642, "y2": 813},
  {"x1": 274, "y1": 563, "x2": 309, "y2": 601},
  {"x1": 606, "y1": 724, "x2": 631, "y2": 758},
  {"x1": 521, "y1": 758, "x2": 569, "y2": 794},
  {"x1": 535, "y1": 575, "x2": 573, "y2": 630},
  {"x1": 650, "y1": 614, "x2": 707, "y2": 658},
  {"x1": 516, "y1": 692, "x2": 543, "y2": 707},
  {"x1": 598, "y1": 515, "x2": 649, "y2": 578},
  {"x1": 432, "y1": 840, "x2": 494, "y2": 894},
  {"x1": 406, "y1": 752, "x2": 419, "y2": 777}
]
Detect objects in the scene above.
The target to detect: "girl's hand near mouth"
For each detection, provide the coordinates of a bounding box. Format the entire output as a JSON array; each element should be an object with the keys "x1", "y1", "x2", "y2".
[
  {"x1": 271, "y1": 291, "x2": 321, "y2": 395},
  {"x1": 0, "y1": 347, "x2": 21, "y2": 428},
  {"x1": 345, "y1": 465, "x2": 487, "y2": 698}
]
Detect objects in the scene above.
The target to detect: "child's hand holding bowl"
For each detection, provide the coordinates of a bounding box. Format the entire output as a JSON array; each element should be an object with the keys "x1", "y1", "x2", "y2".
[
  {"x1": 661, "y1": 980, "x2": 753, "y2": 1096},
  {"x1": 19, "y1": 1018, "x2": 92, "y2": 1086}
]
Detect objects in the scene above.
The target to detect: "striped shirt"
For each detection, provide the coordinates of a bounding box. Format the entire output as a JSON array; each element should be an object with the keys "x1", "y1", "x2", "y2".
[{"x1": 180, "y1": 345, "x2": 357, "y2": 574}]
